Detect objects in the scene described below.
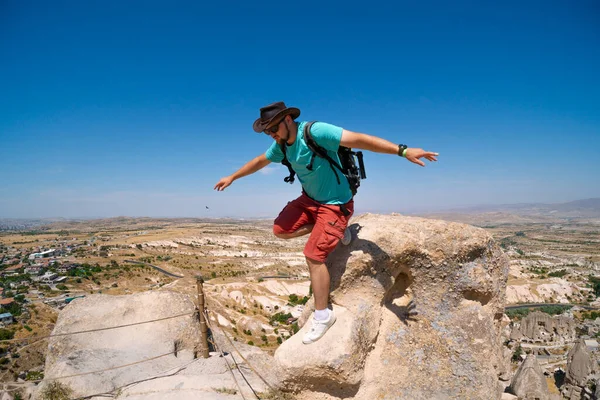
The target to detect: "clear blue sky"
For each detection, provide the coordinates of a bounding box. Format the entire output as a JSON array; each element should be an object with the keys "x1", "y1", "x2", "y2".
[{"x1": 1, "y1": 1, "x2": 599, "y2": 218}]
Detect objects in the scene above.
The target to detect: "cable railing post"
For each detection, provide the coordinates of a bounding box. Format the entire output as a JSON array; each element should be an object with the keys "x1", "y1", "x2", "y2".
[{"x1": 196, "y1": 275, "x2": 210, "y2": 358}]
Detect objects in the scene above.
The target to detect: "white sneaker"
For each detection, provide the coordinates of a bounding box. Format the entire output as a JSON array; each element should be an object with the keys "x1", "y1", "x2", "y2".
[
  {"x1": 341, "y1": 228, "x2": 352, "y2": 246},
  {"x1": 302, "y1": 310, "x2": 337, "y2": 344}
]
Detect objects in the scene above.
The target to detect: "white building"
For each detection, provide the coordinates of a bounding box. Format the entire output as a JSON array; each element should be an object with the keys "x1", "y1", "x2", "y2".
[
  {"x1": 28, "y1": 249, "x2": 57, "y2": 260},
  {"x1": 24, "y1": 266, "x2": 43, "y2": 275},
  {"x1": 0, "y1": 313, "x2": 14, "y2": 327},
  {"x1": 40, "y1": 271, "x2": 58, "y2": 282}
]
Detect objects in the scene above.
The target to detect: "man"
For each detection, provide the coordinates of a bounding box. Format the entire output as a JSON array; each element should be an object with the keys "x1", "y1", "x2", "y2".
[{"x1": 214, "y1": 102, "x2": 438, "y2": 344}]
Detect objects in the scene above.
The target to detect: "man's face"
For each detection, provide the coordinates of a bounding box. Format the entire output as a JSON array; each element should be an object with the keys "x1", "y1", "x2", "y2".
[{"x1": 265, "y1": 116, "x2": 289, "y2": 143}]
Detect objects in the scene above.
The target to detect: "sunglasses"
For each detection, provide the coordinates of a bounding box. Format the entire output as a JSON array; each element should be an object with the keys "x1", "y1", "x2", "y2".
[{"x1": 264, "y1": 119, "x2": 284, "y2": 134}]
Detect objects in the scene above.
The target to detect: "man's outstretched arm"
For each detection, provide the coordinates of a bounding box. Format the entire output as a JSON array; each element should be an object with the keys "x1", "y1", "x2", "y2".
[
  {"x1": 214, "y1": 153, "x2": 271, "y2": 191},
  {"x1": 340, "y1": 129, "x2": 438, "y2": 167}
]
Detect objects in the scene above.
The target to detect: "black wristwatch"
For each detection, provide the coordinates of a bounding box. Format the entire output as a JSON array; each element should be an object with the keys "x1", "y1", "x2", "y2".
[{"x1": 398, "y1": 144, "x2": 408, "y2": 157}]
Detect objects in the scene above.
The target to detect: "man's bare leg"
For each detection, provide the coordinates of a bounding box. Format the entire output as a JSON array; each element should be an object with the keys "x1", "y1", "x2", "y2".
[
  {"x1": 274, "y1": 224, "x2": 329, "y2": 307},
  {"x1": 273, "y1": 224, "x2": 314, "y2": 239},
  {"x1": 302, "y1": 256, "x2": 337, "y2": 344},
  {"x1": 305, "y1": 256, "x2": 330, "y2": 310},
  {"x1": 273, "y1": 223, "x2": 337, "y2": 343}
]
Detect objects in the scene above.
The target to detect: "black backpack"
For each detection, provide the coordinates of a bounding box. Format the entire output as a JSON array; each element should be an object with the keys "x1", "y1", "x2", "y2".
[{"x1": 280, "y1": 121, "x2": 366, "y2": 196}]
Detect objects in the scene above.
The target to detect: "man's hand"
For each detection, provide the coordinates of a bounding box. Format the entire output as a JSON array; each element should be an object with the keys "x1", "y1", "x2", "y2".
[
  {"x1": 214, "y1": 176, "x2": 234, "y2": 191},
  {"x1": 404, "y1": 148, "x2": 439, "y2": 167}
]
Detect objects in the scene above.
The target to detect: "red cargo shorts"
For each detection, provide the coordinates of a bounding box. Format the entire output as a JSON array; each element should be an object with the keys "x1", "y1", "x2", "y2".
[{"x1": 273, "y1": 193, "x2": 354, "y2": 263}]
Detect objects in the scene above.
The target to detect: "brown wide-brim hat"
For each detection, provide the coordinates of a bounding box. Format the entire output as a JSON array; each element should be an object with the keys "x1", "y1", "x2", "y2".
[{"x1": 252, "y1": 101, "x2": 301, "y2": 133}]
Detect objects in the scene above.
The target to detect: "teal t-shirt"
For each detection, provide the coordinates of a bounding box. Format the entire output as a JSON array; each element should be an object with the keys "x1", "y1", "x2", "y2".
[{"x1": 265, "y1": 121, "x2": 353, "y2": 205}]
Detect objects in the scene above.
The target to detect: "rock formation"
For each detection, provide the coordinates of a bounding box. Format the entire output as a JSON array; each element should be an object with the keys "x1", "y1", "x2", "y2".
[
  {"x1": 274, "y1": 213, "x2": 510, "y2": 399},
  {"x1": 36, "y1": 214, "x2": 511, "y2": 399},
  {"x1": 510, "y1": 311, "x2": 576, "y2": 344},
  {"x1": 35, "y1": 291, "x2": 273, "y2": 399},
  {"x1": 561, "y1": 338, "x2": 597, "y2": 399},
  {"x1": 508, "y1": 354, "x2": 550, "y2": 400},
  {"x1": 566, "y1": 338, "x2": 594, "y2": 387}
]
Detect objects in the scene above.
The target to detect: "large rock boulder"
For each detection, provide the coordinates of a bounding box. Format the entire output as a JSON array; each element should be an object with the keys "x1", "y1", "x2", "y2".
[
  {"x1": 35, "y1": 291, "x2": 273, "y2": 399},
  {"x1": 274, "y1": 213, "x2": 509, "y2": 399},
  {"x1": 566, "y1": 338, "x2": 593, "y2": 387},
  {"x1": 508, "y1": 354, "x2": 550, "y2": 400}
]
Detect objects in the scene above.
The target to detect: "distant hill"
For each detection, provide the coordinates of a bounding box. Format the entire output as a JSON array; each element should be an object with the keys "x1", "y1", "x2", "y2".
[
  {"x1": 0, "y1": 218, "x2": 73, "y2": 231},
  {"x1": 0, "y1": 216, "x2": 275, "y2": 233},
  {"x1": 551, "y1": 198, "x2": 600, "y2": 212},
  {"x1": 414, "y1": 198, "x2": 600, "y2": 224},
  {"x1": 3, "y1": 199, "x2": 599, "y2": 230},
  {"x1": 439, "y1": 198, "x2": 600, "y2": 215}
]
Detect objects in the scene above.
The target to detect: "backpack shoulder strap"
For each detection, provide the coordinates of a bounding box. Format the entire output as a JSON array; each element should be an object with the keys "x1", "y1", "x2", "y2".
[
  {"x1": 303, "y1": 122, "x2": 327, "y2": 159},
  {"x1": 280, "y1": 143, "x2": 295, "y2": 184},
  {"x1": 303, "y1": 121, "x2": 344, "y2": 178}
]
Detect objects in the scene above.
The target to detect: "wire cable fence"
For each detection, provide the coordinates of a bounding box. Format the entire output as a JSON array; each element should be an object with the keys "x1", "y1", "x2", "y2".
[
  {"x1": 204, "y1": 309, "x2": 263, "y2": 400},
  {"x1": 204, "y1": 308, "x2": 275, "y2": 393},
  {"x1": 71, "y1": 349, "x2": 203, "y2": 400},
  {"x1": 21, "y1": 348, "x2": 186, "y2": 385},
  {"x1": 0, "y1": 306, "x2": 200, "y2": 396},
  {"x1": 2, "y1": 344, "x2": 201, "y2": 396},
  {"x1": 207, "y1": 333, "x2": 249, "y2": 400},
  {"x1": 0, "y1": 310, "x2": 196, "y2": 344},
  {"x1": 1, "y1": 282, "x2": 280, "y2": 400}
]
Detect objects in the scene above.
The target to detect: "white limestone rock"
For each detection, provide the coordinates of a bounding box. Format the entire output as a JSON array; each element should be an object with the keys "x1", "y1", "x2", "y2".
[{"x1": 274, "y1": 213, "x2": 509, "y2": 399}]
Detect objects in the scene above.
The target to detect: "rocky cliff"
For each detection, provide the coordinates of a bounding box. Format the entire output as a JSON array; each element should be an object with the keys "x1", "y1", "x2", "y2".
[
  {"x1": 275, "y1": 213, "x2": 510, "y2": 399},
  {"x1": 35, "y1": 213, "x2": 510, "y2": 400}
]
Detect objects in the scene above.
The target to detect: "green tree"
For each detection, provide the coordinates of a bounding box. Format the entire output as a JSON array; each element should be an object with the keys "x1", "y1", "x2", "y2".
[
  {"x1": 548, "y1": 270, "x2": 568, "y2": 278},
  {"x1": 269, "y1": 312, "x2": 293, "y2": 325},
  {"x1": 512, "y1": 345, "x2": 523, "y2": 362},
  {"x1": 590, "y1": 275, "x2": 600, "y2": 297},
  {"x1": 2, "y1": 302, "x2": 22, "y2": 316},
  {"x1": 0, "y1": 328, "x2": 15, "y2": 340},
  {"x1": 291, "y1": 323, "x2": 299, "y2": 334}
]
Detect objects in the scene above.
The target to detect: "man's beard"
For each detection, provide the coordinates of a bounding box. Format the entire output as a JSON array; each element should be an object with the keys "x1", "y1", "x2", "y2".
[{"x1": 277, "y1": 125, "x2": 290, "y2": 145}]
